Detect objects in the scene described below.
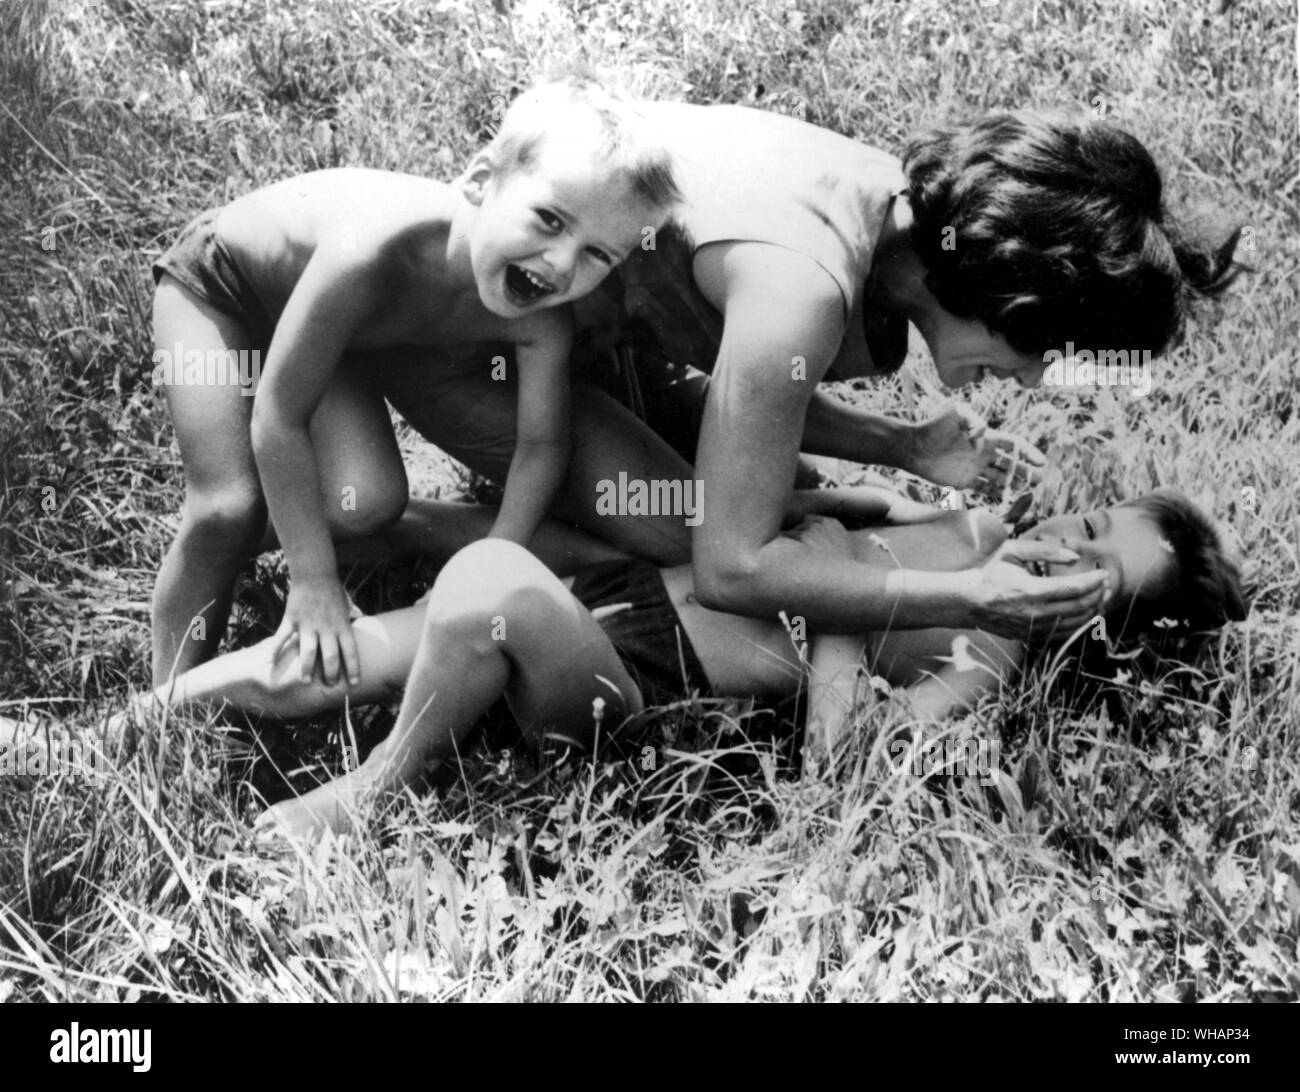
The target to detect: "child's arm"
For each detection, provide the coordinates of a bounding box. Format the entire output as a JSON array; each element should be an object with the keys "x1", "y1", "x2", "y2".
[
  {"x1": 891, "y1": 630, "x2": 1023, "y2": 719},
  {"x1": 488, "y1": 312, "x2": 573, "y2": 545},
  {"x1": 805, "y1": 631, "x2": 871, "y2": 766},
  {"x1": 250, "y1": 242, "x2": 386, "y2": 687}
]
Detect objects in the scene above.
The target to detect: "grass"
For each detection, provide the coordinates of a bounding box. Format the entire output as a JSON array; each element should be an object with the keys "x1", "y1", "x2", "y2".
[{"x1": 0, "y1": 0, "x2": 1297, "y2": 1001}]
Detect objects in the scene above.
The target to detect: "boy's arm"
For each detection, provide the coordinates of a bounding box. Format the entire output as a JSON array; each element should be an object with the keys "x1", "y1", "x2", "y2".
[
  {"x1": 891, "y1": 630, "x2": 1023, "y2": 719},
  {"x1": 803, "y1": 625, "x2": 1022, "y2": 768},
  {"x1": 488, "y1": 312, "x2": 573, "y2": 546},
  {"x1": 250, "y1": 243, "x2": 384, "y2": 686},
  {"x1": 805, "y1": 631, "x2": 871, "y2": 766}
]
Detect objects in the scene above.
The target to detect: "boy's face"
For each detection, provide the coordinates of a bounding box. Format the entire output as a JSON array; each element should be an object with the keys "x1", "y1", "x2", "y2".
[
  {"x1": 1023, "y1": 506, "x2": 1175, "y2": 612},
  {"x1": 462, "y1": 139, "x2": 663, "y2": 317}
]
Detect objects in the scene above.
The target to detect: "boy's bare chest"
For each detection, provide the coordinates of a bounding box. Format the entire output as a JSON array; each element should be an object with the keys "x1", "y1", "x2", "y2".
[{"x1": 349, "y1": 278, "x2": 519, "y2": 350}]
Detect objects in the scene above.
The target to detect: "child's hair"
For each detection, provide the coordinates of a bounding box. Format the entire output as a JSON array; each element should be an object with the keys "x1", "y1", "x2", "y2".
[
  {"x1": 902, "y1": 111, "x2": 1243, "y2": 357},
  {"x1": 1106, "y1": 487, "x2": 1247, "y2": 639},
  {"x1": 484, "y1": 77, "x2": 680, "y2": 209}
]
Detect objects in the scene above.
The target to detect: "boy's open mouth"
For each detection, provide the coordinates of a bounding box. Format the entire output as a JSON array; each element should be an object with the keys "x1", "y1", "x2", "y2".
[
  {"x1": 1028, "y1": 559, "x2": 1051, "y2": 578},
  {"x1": 504, "y1": 264, "x2": 556, "y2": 306}
]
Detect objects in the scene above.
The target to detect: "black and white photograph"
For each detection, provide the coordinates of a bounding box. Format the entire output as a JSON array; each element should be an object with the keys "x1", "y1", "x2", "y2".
[{"x1": 0, "y1": 0, "x2": 1295, "y2": 1021}]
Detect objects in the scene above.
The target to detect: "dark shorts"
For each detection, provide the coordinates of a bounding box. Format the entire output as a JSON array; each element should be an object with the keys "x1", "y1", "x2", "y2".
[
  {"x1": 152, "y1": 208, "x2": 274, "y2": 345},
  {"x1": 569, "y1": 559, "x2": 711, "y2": 708}
]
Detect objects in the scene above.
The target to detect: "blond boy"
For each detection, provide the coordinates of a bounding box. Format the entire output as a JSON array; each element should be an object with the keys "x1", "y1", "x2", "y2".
[{"x1": 150, "y1": 79, "x2": 678, "y2": 687}]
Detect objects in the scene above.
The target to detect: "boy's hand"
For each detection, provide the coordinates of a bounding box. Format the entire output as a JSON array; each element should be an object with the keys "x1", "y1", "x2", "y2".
[
  {"x1": 274, "y1": 576, "x2": 361, "y2": 686},
  {"x1": 908, "y1": 403, "x2": 1045, "y2": 501}
]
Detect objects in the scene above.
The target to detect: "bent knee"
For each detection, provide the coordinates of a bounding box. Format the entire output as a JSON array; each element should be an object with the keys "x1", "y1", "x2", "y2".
[
  {"x1": 428, "y1": 541, "x2": 557, "y2": 637},
  {"x1": 181, "y1": 486, "x2": 266, "y2": 550},
  {"x1": 326, "y1": 479, "x2": 408, "y2": 538},
  {"x1": 440, "y1": 539, "x2": 540, "y2": 588}
]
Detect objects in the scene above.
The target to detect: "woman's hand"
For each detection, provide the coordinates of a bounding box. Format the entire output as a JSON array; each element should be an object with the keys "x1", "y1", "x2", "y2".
[
  {"x1": 962, "y1": 538, "x2": 1110, "y2": 640},
  {"x1": 274, "y1": 575, "x2": 361, "y2": 686},
  {"x1": 908, "y1": 403, "x2": 1045, "y2": 501}
]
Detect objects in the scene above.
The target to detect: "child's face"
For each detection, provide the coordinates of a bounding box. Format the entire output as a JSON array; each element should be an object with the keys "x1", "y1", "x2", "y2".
[
  {"x1": 1023, "y1": 506, "x2": 1175, "y2": 610},
  {"x1": 924, "y1": 313, "x2": 1045, "y2": 390},
  {"x1": 463, "y1": 141, "x2": 663, "y2": 317}
]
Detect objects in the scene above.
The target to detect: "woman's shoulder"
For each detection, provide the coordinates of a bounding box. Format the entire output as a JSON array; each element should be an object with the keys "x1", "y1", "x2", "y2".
[
  {"x1": 650, "y1": 104, "x2": 905, "y2": 314},
  {"x1": 648, "y1": 101, "x2": 890, "y2": 156},
  {"x1": 651, "y1": 103, "x2": 902, "y2": 198}
]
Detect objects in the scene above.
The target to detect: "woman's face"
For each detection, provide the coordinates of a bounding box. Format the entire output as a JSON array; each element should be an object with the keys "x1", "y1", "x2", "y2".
[
  {"x1": 1024, "y1": 506, "x2": 1177, "y2": 608},
  {"x1": 926, "y1": 314, "x2": 1045, "y2": 389}
]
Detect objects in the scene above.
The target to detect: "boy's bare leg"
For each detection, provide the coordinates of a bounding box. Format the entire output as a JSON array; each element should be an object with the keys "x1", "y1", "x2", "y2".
[
  {"x1": 153, "y1": 282, "x2": 412, "y2": 685},
  {"x1": 151, "y1": 276, "x2": 268, "y2": 684},
  {"x1": 309, "y1": 361, "x2": 411, "y2": 541},
  {"x1": 260, "y1": 539, "x2": 643, "y2": 839}
]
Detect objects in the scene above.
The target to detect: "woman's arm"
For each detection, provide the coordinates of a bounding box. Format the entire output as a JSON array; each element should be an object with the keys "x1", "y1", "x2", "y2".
[
  {"x1": 800, "y1": 389, "x2": 916, "y2": 465},
  {"x1": 691, "y1": 245, "x2": 977, "y2": 629},
  {"x1": 803, "y1": 393, "x2": 1045, "y2": 499},
  {"x1": 690, "y1": 243, "x2": 1109, "y2": 638}
]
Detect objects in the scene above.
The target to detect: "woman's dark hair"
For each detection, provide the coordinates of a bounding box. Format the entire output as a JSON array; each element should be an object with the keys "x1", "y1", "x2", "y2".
[{"x1": 902, "y1": 111, "x2": 1243, "y2": 356}]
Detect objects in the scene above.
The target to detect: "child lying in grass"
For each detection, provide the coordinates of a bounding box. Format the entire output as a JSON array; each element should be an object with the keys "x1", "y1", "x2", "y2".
[{"x1": 121, "y1": 487, "x2": 1244, "y2": 840}]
